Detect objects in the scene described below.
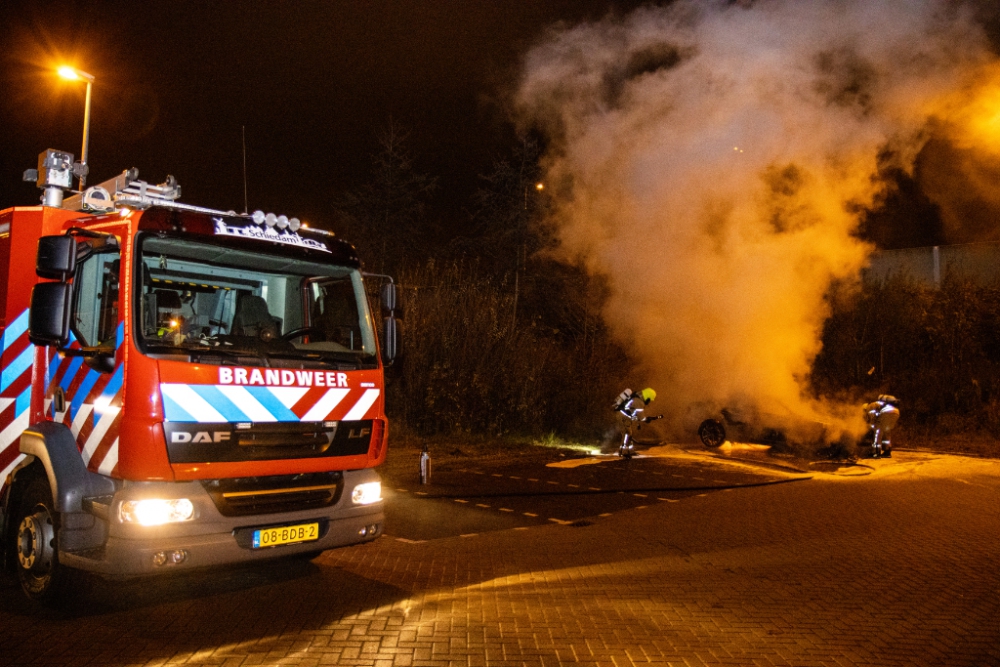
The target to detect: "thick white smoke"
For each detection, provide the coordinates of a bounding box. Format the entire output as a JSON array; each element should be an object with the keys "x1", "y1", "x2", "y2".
[{"x1": 516, "y1": 0, "x2": 995, "y2": 440}]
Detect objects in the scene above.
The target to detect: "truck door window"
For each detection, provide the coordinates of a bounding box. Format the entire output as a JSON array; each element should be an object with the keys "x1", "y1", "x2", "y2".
[
  {"x1": 0, "y1": 227, "x2": 9, "y2": 319},
  {"x1": 73, "y1": 250, "x2": 121, "y2": 348},
  {"x1": 308, "y1": 278, "x2": 362, "y2": 350}
]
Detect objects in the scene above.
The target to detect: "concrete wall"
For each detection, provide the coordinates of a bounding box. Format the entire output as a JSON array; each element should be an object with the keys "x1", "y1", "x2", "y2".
[{"x1": 865, "y1": 242, "x2": 1000, "y2": 286}]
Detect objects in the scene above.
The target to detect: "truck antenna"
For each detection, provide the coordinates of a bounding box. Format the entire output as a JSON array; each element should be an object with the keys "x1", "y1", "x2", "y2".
[{"x1": 242, "y1": 125, "x2": 249, "y2": 215}]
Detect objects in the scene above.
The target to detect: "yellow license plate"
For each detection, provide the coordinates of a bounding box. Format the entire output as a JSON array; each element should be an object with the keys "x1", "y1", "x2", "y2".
[{"x1": 252, "y1": 522, "x2": 319, "y2": 549}]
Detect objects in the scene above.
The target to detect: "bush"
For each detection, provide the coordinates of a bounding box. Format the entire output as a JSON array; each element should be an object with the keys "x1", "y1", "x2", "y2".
[
  {"x1": 386, "y1": 260, "x2": 631, "y2": 439},
  {"x1": 813, "y1": 272, "x2": 1000, "y2": 437}
]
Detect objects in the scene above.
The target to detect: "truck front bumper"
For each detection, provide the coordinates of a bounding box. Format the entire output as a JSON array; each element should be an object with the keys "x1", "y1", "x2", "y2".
[{"x1": 58, "y1": 468, "x2": 384, "y2": 577}]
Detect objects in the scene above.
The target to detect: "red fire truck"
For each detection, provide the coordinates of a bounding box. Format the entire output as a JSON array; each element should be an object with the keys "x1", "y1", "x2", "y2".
[{"x1": 0, "y1": 149, "x2": 398, "y2": 603}]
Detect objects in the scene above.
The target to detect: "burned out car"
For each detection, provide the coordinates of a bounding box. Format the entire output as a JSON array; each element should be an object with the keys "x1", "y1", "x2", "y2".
[{"x1": 692, "y1": 403, "x2": 830, "y2": 450}]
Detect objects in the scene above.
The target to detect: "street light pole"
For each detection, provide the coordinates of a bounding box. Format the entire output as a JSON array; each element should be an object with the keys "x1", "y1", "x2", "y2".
[{"x1": 57, "y1": 65, "x2": 95, "y2": 190}]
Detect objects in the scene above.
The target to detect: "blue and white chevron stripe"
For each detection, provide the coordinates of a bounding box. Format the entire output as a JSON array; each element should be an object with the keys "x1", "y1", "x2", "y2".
[
  {"x1": 160, "y1": 384, "x2": 380, "y2": 423},
  {"x1": 1, "y1": 310, "x2": 33, "y2": 483}
]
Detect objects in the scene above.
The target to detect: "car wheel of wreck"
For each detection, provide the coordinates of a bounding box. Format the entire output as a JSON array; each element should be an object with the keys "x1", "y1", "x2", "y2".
[{"x1": 698, "y1": 419, "x2": 726, "y2": 448}]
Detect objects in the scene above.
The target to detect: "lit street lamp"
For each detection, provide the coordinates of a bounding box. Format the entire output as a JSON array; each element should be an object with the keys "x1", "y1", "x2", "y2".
[
  {"x1": 513, "y1": 181, "x2": 545, "y2": 329},
  {"x1": 523, "y1": 181, "x2": 544, "y2": 210},
  {"x1": 57, "y1": 65, "x2": 95, "y2": 190}
]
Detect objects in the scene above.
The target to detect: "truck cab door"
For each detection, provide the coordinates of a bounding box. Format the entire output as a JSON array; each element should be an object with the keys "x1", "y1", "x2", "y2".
[{"x1": 29, "y1": 233, "x2": 121, "y2": 372}]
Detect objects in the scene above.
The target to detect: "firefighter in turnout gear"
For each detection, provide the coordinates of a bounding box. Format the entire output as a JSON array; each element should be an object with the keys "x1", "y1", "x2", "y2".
[{"x1": 613, "y1": 388, "x2": 662, "y2": 459}]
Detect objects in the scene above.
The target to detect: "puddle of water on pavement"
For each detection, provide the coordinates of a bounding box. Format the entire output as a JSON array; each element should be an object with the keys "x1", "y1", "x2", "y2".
[
  {"x1": 808, "y1": 461, "x2": 872, "y2": 476},
  {"x1": 542, "y1": 442, "x2": 1000, "y2": 484},
  {"x1": 547, "y1": 456, "x2": 618, "y2": 468}
]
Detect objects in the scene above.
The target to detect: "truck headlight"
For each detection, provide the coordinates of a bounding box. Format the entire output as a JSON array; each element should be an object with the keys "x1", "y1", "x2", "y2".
[
  {"x1": 351, "y1": 482, "x2": 382, "y2": 505},
  {"x1": 120, "y1": 499, "x2": 195, "y2": 526}
]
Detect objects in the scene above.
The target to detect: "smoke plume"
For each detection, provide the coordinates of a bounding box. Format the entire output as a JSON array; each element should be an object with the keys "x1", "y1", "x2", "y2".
[{"x1": 516, "y1": 0, "x2": 997, "y2": 439}]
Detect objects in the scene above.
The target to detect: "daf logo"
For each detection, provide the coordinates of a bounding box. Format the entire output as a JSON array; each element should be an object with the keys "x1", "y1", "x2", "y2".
[{"x1": 171, "y1": 431, "x2": 231, "y2": 444}]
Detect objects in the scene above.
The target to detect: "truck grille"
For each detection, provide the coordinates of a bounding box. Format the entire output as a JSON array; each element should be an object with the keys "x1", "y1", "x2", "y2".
[
  {"x1": 165, "y1": 421, "x2": 373, "y2": 464},
  {"x1": 202, "y1": 472, "x2": 343, "y2": 517}
]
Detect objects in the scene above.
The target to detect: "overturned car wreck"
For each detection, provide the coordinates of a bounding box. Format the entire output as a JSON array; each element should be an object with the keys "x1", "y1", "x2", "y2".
[{"x1": 694, "y1": 404, "x2": 831, "y2": 451}]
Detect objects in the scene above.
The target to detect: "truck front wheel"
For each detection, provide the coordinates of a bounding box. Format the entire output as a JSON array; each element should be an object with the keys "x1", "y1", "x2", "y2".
[{"x1": 13, "y1": 477, "x2": 68, "y2": 604}]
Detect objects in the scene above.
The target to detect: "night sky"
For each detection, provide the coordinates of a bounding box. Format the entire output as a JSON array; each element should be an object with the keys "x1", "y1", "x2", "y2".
[{"x1": 1, "y1": 0, "x2": 648, "y2": 229}]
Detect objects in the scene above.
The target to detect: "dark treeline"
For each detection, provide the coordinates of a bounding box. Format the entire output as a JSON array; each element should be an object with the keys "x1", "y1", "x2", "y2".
[
  {"x1": 333, "y1": 126, "x2": 632, "y2": 440},
  {"x1": 813, "y1": 273, "x2": 1000, "y2": 438}
]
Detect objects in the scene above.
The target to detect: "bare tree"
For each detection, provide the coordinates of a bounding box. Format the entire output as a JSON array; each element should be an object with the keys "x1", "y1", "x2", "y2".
[{"x1": 334, "y1": 119, "x2": 438, "y2": 275}]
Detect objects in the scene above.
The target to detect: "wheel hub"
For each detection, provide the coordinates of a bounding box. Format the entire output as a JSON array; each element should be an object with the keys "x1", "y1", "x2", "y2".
[{"x1": 17, "y1": 508, "x2": 54, "y2": 573}]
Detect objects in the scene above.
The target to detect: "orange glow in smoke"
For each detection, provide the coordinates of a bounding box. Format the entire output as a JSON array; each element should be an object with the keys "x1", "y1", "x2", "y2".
[{"x1": 962, "y1": 85, "x2": 1000, "y2": 152}]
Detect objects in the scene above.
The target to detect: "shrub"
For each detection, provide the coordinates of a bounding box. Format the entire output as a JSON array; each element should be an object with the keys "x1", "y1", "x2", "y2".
[
  {"x1": 813, "y1": 273, "x2": 1000, "y2": 437},
  {"x1": 385, "y1": 260, "x2": 631, "y2": 439}
]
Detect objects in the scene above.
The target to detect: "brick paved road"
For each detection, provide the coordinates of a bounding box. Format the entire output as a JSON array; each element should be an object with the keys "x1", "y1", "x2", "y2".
[
  {"x1": 2, "y1": 448, "x2": 998, "y2": 666},
  {"x1": 383, "y1": 445, "x2": 802, "y2": 540}
]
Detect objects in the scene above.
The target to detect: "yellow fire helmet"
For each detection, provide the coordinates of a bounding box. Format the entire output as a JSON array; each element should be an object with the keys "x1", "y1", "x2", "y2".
[{"x1": 639, "y1": 388, "x2": 657, "y2": 404}]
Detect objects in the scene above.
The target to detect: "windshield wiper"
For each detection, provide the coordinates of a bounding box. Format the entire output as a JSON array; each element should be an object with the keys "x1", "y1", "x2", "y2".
[
  {"x1": 262, "y1": 349, "x2": 370, "y2": 369},
  {"x1": 143, "y1": 341, "x2": 193, "y2": 354},
  {"x1": 143, "y1": 339, "x2": 268, "y2": 362},
  {"x1": 143, "y1": 338, "x2": 375, "y2": 369}
]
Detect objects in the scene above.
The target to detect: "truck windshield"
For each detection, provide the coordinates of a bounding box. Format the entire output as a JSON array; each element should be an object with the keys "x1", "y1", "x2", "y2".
[{"x1": 137, "y1": 235, "x2": 378, "y2": 367}]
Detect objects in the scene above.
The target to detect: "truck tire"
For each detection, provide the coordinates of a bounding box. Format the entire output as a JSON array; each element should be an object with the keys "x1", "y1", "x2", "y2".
[
  {"x1": 13, "y1": 476, "x2": 68, "y2": 604},
  {"x1": 698, "y1": 419, "x2": 726, "y2": 448}
]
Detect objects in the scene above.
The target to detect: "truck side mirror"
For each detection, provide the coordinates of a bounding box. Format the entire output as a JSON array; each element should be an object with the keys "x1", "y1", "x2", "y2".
[
  {"x1": 36, "y1": 235, "x2": 76, "y2": 280},
  {"x1": 380, "y1": 315, "x2": 399, "y2": 366},
  {"x1": 380, "y1": 282, "x2": 401, "y2": 318},
  {"x1": 29, "y1": 282, "x2": 72, "y2": 346},
  {"x1": 84, "y1": 350, "x2": 116, "y2": 374}
]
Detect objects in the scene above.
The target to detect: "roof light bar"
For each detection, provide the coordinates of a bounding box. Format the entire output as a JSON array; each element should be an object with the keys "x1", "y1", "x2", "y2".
[{"x1": 251, "y1": 210, "x2": 301, "y2": 232}]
